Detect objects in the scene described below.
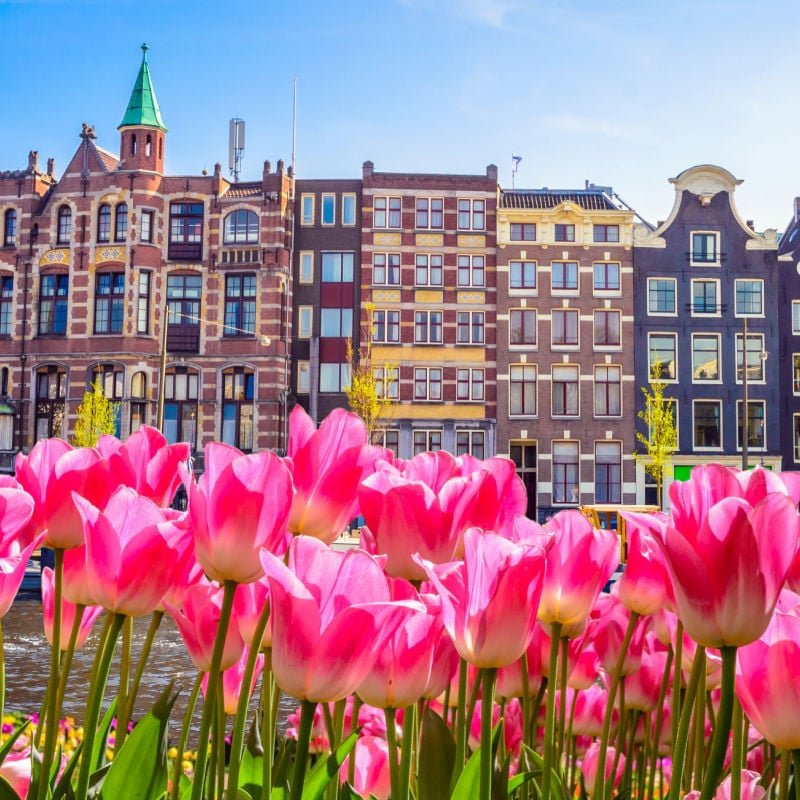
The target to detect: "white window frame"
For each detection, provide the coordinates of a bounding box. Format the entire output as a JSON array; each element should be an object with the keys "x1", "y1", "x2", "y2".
[
  {"x1": 509, "y1": 260, "x2": 537, "y2": 293},
  {"x1": 647, "y1": 332, "x2": 678, "y2": 383},
  {"x1": 373, "y1": 196, "x2": 402, "y2": 229},
  {"x1": 342, "y1": 193, "x2": 357, "y2": 226},
  {"x1": 414, "y1": 310, "x2": 443, "y2": 344},
  {"x1": 593, "y1": 364, "x2": 622, "y2": 418},
  {"x1": 690, "y1": 277, "x2": 721, "y2": 317},
  {"x1": 139, "y1": 208, "x2": 155, "y2": 244},
  {"x1": 300, "y1": 194, "x2": 315, "y2": 226},
  {"x1": 372, "y1": 253, "x2": 401, "y2": 286},
  {"x1": 413, "y1": 428, "x2": 442, "y2": 454},
  {"x1": 793, "y1": 354, "x2": 800, "y2": 395},
  {"x1": 457, "y1": 255, "x2": 485, "y2": 288},
  {"x1": 372, "y1": 308, "x2": 400, "y2": 344},
  {"x1": 592, "y1": 262, "x2": 622, "y2": 295},
  {"x1": 551, "y1": 308, "x2": 580, "y2": 349},
  {"x1": 509, "y1": 364, "x2": 537, "y2": 417},
  {"x1": 734, "y1": 278, "x2": 764, "y2": 317},
  {"x1": 415, "y1": 197, "x2": 444, "y2": 230},
  {"x1": 691, "y1": 332, "x2": 722, "y2": 383},
  {"x1": 456, "y1": 311, "x2": 484, "y2": 345},
  {"x1": 373, "y1": 428, "x2": 400, "y2": 456},
  {"x1": 592, "y1": 308, "x2": 622, "y2": 350},
  {"x1": 413, "y1": 367, "x2": 443, "y2": 401},
  {"x1": 455, "y1": 429, "x2": 486, "y2": 458},
  {"x1": 552, "y1": 440, "x2": 580, "y2": 505},
  {"x1": 373, "y1": 366, "x2": 399, "y2": 400},
  {"x1": 550, "y1": 260, "x2": 580, "y2": 294},
  {"x1": 692, "y1": 399, "x2": 723, "y2": 451},
  {"x1": 594, "y1": 441, "x2": 622, "y2": 504},
  {"x1": 647, "y1": 277, "x2": 678, "y2": 317},
  {"x1": 456, "y1": 368, "x2": 484, "y2": 402},
  {"x1": 457, "y1": 198, "x2": 485, "y2": 231},
  {"x1": 509, "y1": 308, "x2": 537, "y2": 349},
  {"x1": 321, "y1": 193, "x2": 336, "y2": 226},
  {"x1": 297, "y1": 361, "x2": 310, "y2": 394},
  {"x1": 735, "y1": 332, "x2": 766, "y2": 384},
  {"x1": 690, "y1": 230, "x2": 721, "y2": 266},
  {"x1": 736, "y1": 399, "x2": 766, "y2": 451},
  {"x1": 415, "y1": 253, "x2": 443, "y2": 287},
  {"x1": 299, "y1": 251, "x2": 314, "y2": 285},
  {"x1": 551, "y1": 364, "x2": 580, "y2": 418},
  {"x1": 793, "y1": 301, "x2": 800, "y2": 335},
  {"x1": 298, "y1": 305, "x2": 313, "y2": 339},
  {"x1": 794, "y1": 414, "x2": 800, "y2": 461}
]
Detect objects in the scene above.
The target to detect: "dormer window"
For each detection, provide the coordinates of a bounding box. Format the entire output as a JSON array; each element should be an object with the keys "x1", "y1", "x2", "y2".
[{"x1": 223, "y1": 210, "x2": 259, "y2": 244}]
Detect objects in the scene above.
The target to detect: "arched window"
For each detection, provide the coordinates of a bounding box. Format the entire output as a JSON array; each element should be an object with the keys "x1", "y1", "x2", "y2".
[
  {"x1": 130, "y1": 371, "x2": 147, "y2": 434},
  {"x1": 221, "y1": 366, "x2": 254, "y2": 451},
  {"x1": 164, "y1": 366, "x2": 199, "y2": 449},
  {"x1": 145, "y1": 134, "x2": 152, "y2": 157},
  {"x1": 223, "y1": 210, "x2": 259, "y2": 244},
  {"x1": 90, "y1": 363, "x2": 123, "y2": 437},
  {"x1": 0, "y1": 274, "x2": 13, "y2": 337},
  {"x1": 35, "y1": 365, "x2": 67, "y2": 441},
  {"x1": 3, "y1": 210, "x2": 16, "y2": 248},
  {"x1": 114, "y1": 203, "x2": 128, "y2": 243},
  {"x1": 57, "y1": 206, "x2": 72, "y2": 245},
  {"x1": 130, "y1": 134, "x2": 137, "y2": 156},
  {"x1": 97, "y1": 203, "x2": 111, "y2": 243}
]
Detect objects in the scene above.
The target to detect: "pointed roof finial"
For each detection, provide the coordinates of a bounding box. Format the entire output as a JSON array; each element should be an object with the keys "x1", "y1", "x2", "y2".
[{"x1": 118, "y1": 44, "x2": 167, "y2": 132}]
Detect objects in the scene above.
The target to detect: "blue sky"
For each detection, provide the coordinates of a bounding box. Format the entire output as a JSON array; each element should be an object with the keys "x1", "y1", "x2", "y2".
[{"x1": 2, "y1": 0, "x2": 799, "y2": 229}]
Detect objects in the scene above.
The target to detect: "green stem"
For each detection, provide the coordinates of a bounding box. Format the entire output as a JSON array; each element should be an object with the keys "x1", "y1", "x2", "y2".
[
  {"x1": 520, "y1": 652, "x2": 531, "y2": 750},
  {"x1": 647, "y1": 646, "x2": 673, "y2": 800},
  {"x1": 465, "y1": 669, "x2": 482, "y2": 742},
  {"x1": 323, "y1": 703, "x2": 336, "y2": 751},
  {"x1": 399, "y1": 703, "x2": 416, "y2": 800},
  {"x1": 778, "y1": 752, "x2": 790, "y2": 800},
  {"x1": 190, "y1": 580, "x2": 237, "y2": 800},
  {"x1": 671, "y1": 623, "x2": 684, "y2": 747},
  {"x1": 0, "y1": 619, "x2": 4, "y2": 744},
  {"x1": 114, "y1": 615, "x2": 134, "y2": 755},
  {"x1": 227, "y1": 603, "x2": 271, "y2": 797},
  {"x1": 37, "y1": 548, "x2": 64, "y2": 800},
  {"x1": 385, "y1": 707, "x2": 401, "y2": 800},
  {"x1": 75, "y1": 612, "x2": 125, "y2": 800},
  {"x1": 792, "y1": 751, "x2": 800, "y2": 800},
  {"x1": 215, "y1": 685, "x2": 226, "y2": 800},
  {"x1": 690, "y1": 655, "x2": 707, "y2": 790},
  {"x1": 731, "y1": 697, "x2": 744, "y2": 800},
  {"x1": 699, "y1": 646, "x2": 737, "y2": 800},
  {"x1": 592, "y1": 612, "x2": 639, "y2": 800},
  {"x1": 557, "y1": 636, "x2": 569, "y2": 763},
  {"x1": 479, "y1": 669, "x2": 496, "y2": 800},
  {"x1": 348, "y1": 694, "x2": 362, "y2": 786},
  {"x1": 290, "y1": 699, "x2": 317, "y2": 800},
  {"x1": 667, "y1": 646, "x2": 705, "y2": 800},
  {"x1": 452, "y1": 658, "x2": 468, "y2": 789},
  {"x1": 53, "y1": 604, "x2": 85, "y2": 745},
  {"x1": 126, "y1": 610, "x2": 163, "y2": 726},
  {"x1": 542, "y1": 621, "x2": 563, "y2": 800},
  {"x1": 171, "y1": 671, "x2": 203, "y2": 800},
  {"x1": 263, "y1": 650, "x2": 275, "y2": 796},
  {"x1": 565, "y1": 685, "x2": 578, "y2": 791}
]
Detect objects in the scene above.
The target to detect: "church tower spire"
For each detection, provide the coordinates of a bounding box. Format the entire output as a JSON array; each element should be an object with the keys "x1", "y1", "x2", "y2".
[{"x1": 117, "y1": 44, "x2": 167, "y2": 173}]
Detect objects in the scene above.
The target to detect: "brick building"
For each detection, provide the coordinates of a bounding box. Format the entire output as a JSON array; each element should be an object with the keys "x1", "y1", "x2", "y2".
[
  {"x1": 360, "y1": 161, "x2": 498, "y2": 458},
  {"x1": 495, "y1": 186, "x2": 636, "y2": 519},
  {"x1": 633, "y1": 165, "x2": 781, "y2": 503},
  {"x1": 0, "y1": 46, "x2": 294, "y2": 468}
]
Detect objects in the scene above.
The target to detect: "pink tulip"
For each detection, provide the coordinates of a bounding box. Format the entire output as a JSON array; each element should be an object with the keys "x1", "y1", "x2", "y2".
[
  {"x1": 626, "y1": 636, "x2": 670, "y2": 712},
  {"x1": 661, "y1": 489, "x2": 799, "y2": 647},
  {"x1": 417, "y1": 529, "x2": 546, "y2": 668},
  {"x1": 592, "y1": 595, "x2": 649, "y2": 676},
  {"x1": 573, "y1": 684, "x2": 615, "y2": 738},
  {"x1": 685, "y1": 771, "x2": 766, "y2": 800},
  {"x1": 736, "y1": 610, "x2": 800, "y2": 749},
  {"x1": 201, "y1": 645, "x2": 264, "y2": 715},
  {"x1": 16, "y1": 439, "x2": 113, "y2": 549},
  {"x1": 164, "y1": 579, "x2": 244, "y2": 672},
  {"x1": 537, "y1": 511, "x2": 618, "y2": 638},
  {"x1": 0, "y1": 749, "x2": 32, "y2": 798},
  {"x1": 42, "y1": 567, "x2": 103, "y2": 649},
  {"x1": 356, "y1": 580, "x2": 444, "y2": 709},
  {"x1": 98, "y1": 425, "x2": 190, "y2": 507},
  {"x1": 496, "y1": 624, "x2": 547, "y2": 699},
  {"x1": 0, "y1": 535, "x2": 42, "y2": 618},
  {"x1": 74, "y1": 487, "x2": 186, "y2": 617},
  {"x1": 0, "y1": 486, "x2": 35, "y2": 549},
  {"x1": 617, "y1": 516, "x2": 674, "y2": 616},
  {"x1": 568, "y1": 644, "x2": 601, "y2": 690},
  {"x1": 343, "y1": 735, "x2": 391, "y2": 800},
  {"x1": 581, "y1": 742, "x2": 625, "y2": 795},
  {"x1": 260, "y1": 536, "x2": 420, "y2": 703},
  {"x1": 233, "y1": 578, "x2": 272, "y2": 650},
  {"x1": 62, "y1": 544, "x2": 95, "y2": 607},
  {"x1": 186, "y1": 443, "x2": 293, "y2": 584},
  {"x1": 286, "y1": 406, "x2": 386, "y2": 543},
  {"x1": 423, "y1": 626, "x2": 459, "y2": 700},
  {"x1": 735, "y1": 465, "x2": 800, "y2": 507}
]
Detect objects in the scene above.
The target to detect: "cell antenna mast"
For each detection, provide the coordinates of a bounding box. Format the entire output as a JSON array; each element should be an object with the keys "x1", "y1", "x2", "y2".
[
  {"x1": 228, "y1": 118, "x2": 245, "y2": 182},
  {"x1": 291, "y1": 77, "x2": 297, "y2": 191}
]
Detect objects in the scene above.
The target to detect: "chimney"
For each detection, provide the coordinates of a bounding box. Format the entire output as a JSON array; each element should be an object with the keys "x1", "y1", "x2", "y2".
[
  {"x1": 362, "y1": 160, "x2": 374, "y2": 178},
  {"x1": 47, "y1": 158, "x2": 55, "y2": 178},
  {"x1": 486, "y1": 164, "x2": 498, "y2": 180},
  {"x1": 27, "y1": 151, "x2": 39, "y2": 172},
  {"x1": 276, "y1": 159, "x2": 285, "y2": 176},
  {"x1": 794, "y1": 197, "x2": 800, "y2": 223},
  {"x1": 263, "y1": 160, "x2": 272, "y2": 177}
]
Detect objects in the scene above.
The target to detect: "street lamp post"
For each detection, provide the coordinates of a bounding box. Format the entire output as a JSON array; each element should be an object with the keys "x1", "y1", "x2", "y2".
[{"x1": 742, "y1": 315, "x2": 749, "y2": 471}]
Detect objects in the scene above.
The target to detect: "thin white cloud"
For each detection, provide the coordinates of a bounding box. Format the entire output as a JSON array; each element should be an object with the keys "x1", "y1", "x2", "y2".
[{"x1": 397, "y1": 0, "x2": 518, "y2": 28}]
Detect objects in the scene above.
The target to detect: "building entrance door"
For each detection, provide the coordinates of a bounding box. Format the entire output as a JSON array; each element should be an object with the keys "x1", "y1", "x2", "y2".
[{"x1": 510, "y1": 440, "x2": 537, "y2": 520}]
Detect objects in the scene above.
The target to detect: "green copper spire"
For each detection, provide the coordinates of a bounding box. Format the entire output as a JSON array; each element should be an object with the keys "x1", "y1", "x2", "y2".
[{"x1": 118, "y1": 44, "x2": 167, "y2": 131}]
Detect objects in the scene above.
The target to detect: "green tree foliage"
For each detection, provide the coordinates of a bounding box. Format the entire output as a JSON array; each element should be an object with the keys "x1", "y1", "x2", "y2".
[
  {"x1": 636, "y1": 360, "x2": 678, "y2": 508},
  {"x1": 72, "y1": 379, "x2": 118, "y2": 447}
]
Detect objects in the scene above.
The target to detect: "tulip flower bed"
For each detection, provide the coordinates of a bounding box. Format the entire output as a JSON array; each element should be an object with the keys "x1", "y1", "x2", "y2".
[{"x1": 0, "y1": 408, "x2": 798, "y2": 799}]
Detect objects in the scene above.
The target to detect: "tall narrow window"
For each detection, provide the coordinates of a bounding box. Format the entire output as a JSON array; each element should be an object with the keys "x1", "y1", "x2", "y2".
[
  {"x1": 145, "y1": 134, "x2": 152, "y2": 157},
  {"x1": 94, "y1": 273, "x2": 125, "y2": 334},
  {"x1": 223, "y1": 210, "x2": 259, "y2": 244},
  {"x1": 552, "y1": 365, "x2": 579, "y2": 416},
  {"x1": 3, "y1": 210, "x2": 16, "y2": 248},
  {"x1": 140, "y1": 209, "x2": 154, "y2": 243},
  {"x1": 301, "y1": 194, "x2": 314, "y2": 226},
  {"x1": 372, "y1": 254, "x2": 400, "y2": 286},
  {"x1": 342, "y1": 194, "x2": 357, "y2": 226},
  {"x1": 321, "y1": 194, "x2": 335, "y2": 225},
  {"x1": 130, "y1": 371, "x2": 147, "y2": 434},
  {"x1": 163, "y1": 367, "x2": 199, "y2": 449},
  {"x1": 38, "y1": 274, "x2": 68, "y2": 335},
  {"x1": 137, "y1": 271, "x2": 151, "y2": 334},
  {"x1": 510, "y1": 365, "x2": 536, "y2": 416},
  {"x1": 57, "y1": 206, "x2": 72, "y2": 245},
  {"x1": 35, "y1": 366, "x2": 67, "y2": 441},
  {"x1": 552, "y1": 441, "x2": 579, "y2": 504},
  {"x1": 169, "y1": 202, "x2": 204, "y2": 260},
  {"x1": 594, "y1": 366, "x2": 621, "y2": 416},
  {"x1": 457, "y1": 255, "x2": 485, "y2": 287},
  {"x1": 299, "y1": 251, "x2": 314, "y2": 284},
  {"x1": 691, "y1": 232, "x2": 719, "y2": 264},
  {"x1": 648, "y1": 334, "x2": 677, "y2": 380},
  {"x1": 0, "y1": 276, "x2": 12, "y2": 336},
  {"x1": 737, "y1": 400, "x2": 765, "y2": 450},
  {"x1": 167, "y1": 274, "x2": 202, "y2": 352},
  {"x1": 222, "y1": 367, "x2": 255, "y2": 451},
  {"x1": 97, "y1": 204, "x2": 111, "y2": 243},
  {"x1": 595, "y1": 442, "x2": 622, "y2": 503},
  {"x1": 736, "y1": 333, "x2": 765, "y2": 382},
  {"x1": 551, "y1": 309, "x2": 579, "y2": 346},
  {"x1": 224, "y1": 274, "x2": 256, "y2": 336},
  {"x1": 510, "y1": 309, "x2": 536, "y2": 347},
  {"x1": 593, "y1": 310, "x2": 621, "y2": 347},
  {"x1": 114, "y1": 203, "x2": 128, "y2": 242},
  {"x1": 694, "y1": 400, "x2": 722, "y2": 448}
]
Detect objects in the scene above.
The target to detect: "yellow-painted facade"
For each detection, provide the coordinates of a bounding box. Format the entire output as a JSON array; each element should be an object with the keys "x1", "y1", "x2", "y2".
[
  {"x1": 373, "y1": 345, "x2": 486, "y2": 364},
  {"x1": 388, "y1": 403, "x2": 486, "y2": 420}
]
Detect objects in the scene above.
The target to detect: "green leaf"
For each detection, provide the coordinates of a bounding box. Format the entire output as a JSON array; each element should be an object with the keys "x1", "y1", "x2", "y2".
[
  {"x1": 417, "y1": 708, "x2": 454, "y2": 800},
  {"x1": 271, "y1": 738, "x2": 292, "y2": 792},
  {"x1": 340, "y1": 784, "x2": 365, "y2": 800},
  {"x1": 300, "y1": 731, "x2": 358, "y2": 800},
  {"x1": 0, "y1": 776, "x2": 22, "y2": 800},
  {"x1": 52, "y1": 741, "x2": 83, "y2": 800},
  {"x1": 0, "y1": 719, "x2": 29, "y2": 766},
  {"x1": 508, "y1": 771, "x2": 539, "y2": 796},
  {"x1": 99, "y1": 681, "x2": 180, "y2": 800},
  {"x1": 93, "y1": 698, "x2": 119, "y2": 772},
  {"x1": 492, "y1": 753, "x2": 511, "y2": 800},
  {"x1": 270, "y1": 787, "x2": 289, "y2": 800},
  {"x1": 451, "y1": 722, "x2": 502, "y2": 800},
  {"x1": 240, "y1": 711, "x2": 264, "y2": 800}
]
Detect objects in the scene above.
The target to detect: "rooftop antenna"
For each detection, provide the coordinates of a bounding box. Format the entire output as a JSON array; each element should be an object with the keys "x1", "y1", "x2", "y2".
[
  {"x1": 511, "y1": 155, "x2": 522, "y2": 189},
  {"x1": 228, "y1": 118, "x2": 245, "y2": 182},
  {"x1": 291, "y1": 77, "x2": 297, "y2": 196}
]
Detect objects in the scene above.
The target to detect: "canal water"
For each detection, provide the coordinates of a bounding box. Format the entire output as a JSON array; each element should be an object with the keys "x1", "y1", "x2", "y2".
[{"x1": 3, "y1": 593, "x2": 296, "y2": 744}]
